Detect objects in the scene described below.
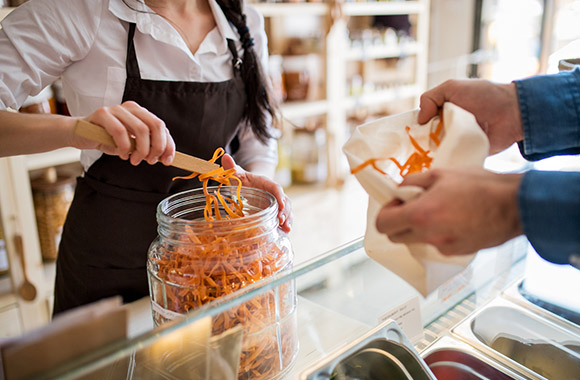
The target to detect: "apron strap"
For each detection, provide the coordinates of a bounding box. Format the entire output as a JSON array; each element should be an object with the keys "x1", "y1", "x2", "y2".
[{"x1": 126, "y1": 23, "x2": 141, "y2": 79}]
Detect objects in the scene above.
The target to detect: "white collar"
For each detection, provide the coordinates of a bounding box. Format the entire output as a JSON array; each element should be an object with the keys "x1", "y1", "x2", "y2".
[{"x1": 108, "y1": 0, "x2": 239, "y2": 57}]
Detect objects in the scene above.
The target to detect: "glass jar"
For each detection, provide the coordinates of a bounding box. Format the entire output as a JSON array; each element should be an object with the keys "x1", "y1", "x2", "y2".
[{"x1": 147, "y1": 186, "x2": 297, "y2": 380}]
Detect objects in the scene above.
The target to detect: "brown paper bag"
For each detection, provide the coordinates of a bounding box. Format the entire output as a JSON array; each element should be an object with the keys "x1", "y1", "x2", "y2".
[{"x1": 343, "y1": 103, "x2": 489, "y2": 296}]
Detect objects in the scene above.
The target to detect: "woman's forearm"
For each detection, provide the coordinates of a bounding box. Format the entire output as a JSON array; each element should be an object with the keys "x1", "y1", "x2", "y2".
[{"x1": 0, "y1": 110, "x2": 77, "y2": 157}]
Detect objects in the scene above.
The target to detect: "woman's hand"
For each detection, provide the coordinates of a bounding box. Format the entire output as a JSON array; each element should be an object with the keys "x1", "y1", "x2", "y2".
[
  {"x1": 418, "y1": 80, "x2": 523, "y2": 155},
  {"x1": 375, "y1": 168, "x2": 524, "y2": 255},
  {"x1": 221, "y1": 154, "x2": 293, "y2": 233},
  {"x1": 73, "y1": 101, "x2": 175, "y2": 166}
]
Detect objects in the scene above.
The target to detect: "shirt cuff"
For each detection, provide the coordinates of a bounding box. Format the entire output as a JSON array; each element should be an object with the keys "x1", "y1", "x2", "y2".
[{"x1": 515, "y1": 68, "x2": 580, "y2": 161}]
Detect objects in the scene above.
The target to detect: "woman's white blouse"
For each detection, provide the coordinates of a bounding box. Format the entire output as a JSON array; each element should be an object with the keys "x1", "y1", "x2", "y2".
[{"x1": 0, "y1": 0, "x2": 277, "y2": 170}]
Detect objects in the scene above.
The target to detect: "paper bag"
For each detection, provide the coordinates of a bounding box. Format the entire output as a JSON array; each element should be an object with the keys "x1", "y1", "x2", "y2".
[{"x1": 343, "y1": 103, "x2": 489, "y2": 296}]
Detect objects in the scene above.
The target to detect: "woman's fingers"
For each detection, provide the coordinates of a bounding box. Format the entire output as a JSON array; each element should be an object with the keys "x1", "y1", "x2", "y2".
[
  {"x1": 84, "y1": 102, "x2": 175, "y2": 165},
  {"x1": 87, "y1": 107, "x2": 134, "y2": 159},
  {"x1": 279, "y1": 195, "x2": 293, "y2": 232},
  {"x1": 221, "y1": 153, "x2": 293, "y2": 232},
  {"x1": 161, "y1": 127, "x2": 176, "y2": 166},
  {"x1": 121, "y1": 102, "x2": 172, "y2": 165},
  {"x1": 220, "y1": 153, "x2": 238, "y2": 172}
]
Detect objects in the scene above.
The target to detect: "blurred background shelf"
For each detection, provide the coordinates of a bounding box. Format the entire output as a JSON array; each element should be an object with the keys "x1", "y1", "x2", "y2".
[
  {"x1": 25, "y1": 148, "x2": 80, "y2": 171},
  {"x1": 345, "y1": 83, "x2": 421, "y2": 109},
  {"x1": 253, "y1": 2, "x2": 328, "y2": 16},
  {"x1": 346, "y1": 41, "x2": 421, "y2": 61},
  {"x1": 280, "y1": 99, "x2": 328, "y2": 119},
  {"x1": 342, "y1": 1, "x2": 426, "y2": 16}
]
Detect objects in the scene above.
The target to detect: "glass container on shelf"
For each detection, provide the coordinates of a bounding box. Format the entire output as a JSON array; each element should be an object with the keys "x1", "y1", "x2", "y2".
[
  {"x1": 290, "y1": 122, "x2": 327, "y2": 184},
  {"x1": 147, "y1": 186, "x2": 297, "y2": 380},
  {"x1": 30, "y1": 167, "x2": 75, "y2": 261}
]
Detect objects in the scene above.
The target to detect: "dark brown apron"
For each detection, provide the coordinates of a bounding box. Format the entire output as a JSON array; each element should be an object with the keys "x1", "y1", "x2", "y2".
[{"x1": 53, "y1": 23, "x2": 246, "y2": 314}]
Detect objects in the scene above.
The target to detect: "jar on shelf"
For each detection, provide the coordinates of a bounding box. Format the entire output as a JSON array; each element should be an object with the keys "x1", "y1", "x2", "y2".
[
  {"x1": 30, "y1": 167, "x2": 75, "y2": 261},
  {"x1": 291, "y1": 126, "x2": 327, "y2": 184},
  {"x1": 18, "y1": 86, "x2": 56, "y2": 115},
  {"x1": 282, "y1": 55, "x2": 311, "y2": 102},
  {"x1": 147, "y1": 186, "x2": 297, "y2": 380}
]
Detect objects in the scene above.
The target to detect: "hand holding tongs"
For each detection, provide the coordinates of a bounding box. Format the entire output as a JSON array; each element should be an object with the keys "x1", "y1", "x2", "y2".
[{"x1": 74, "y1": 119, "x2": 219, "y2": 173}]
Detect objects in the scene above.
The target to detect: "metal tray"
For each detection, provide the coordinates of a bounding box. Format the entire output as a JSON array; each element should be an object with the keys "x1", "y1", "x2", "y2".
[
  {"x1": 299, "y1": 318, "x2": 436, "y2": 380},
  {"x1": 503, "y1": 278, "x2": 580, "y2": 337},
  {"x1": 421, "y1": 335, "x2": 527, "y2": 380},
  {"x1": 453, "y1": 298, "x2": 580, "y2": 380}
]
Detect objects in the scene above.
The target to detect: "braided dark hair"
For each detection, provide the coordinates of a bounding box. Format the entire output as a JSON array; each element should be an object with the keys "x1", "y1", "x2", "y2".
[{"x1": 215, "y1": 0, "x2": 279, "y2": 143}]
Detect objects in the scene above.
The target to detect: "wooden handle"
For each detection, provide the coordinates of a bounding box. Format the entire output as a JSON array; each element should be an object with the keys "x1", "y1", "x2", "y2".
[{"x1": 74, "y1": 120, "x2": 220, "y2": 174}]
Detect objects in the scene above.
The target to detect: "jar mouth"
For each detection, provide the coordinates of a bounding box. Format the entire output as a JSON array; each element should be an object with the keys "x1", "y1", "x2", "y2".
[{"x1": 157, "y1": 186, "x2": 278, "y2": 232}]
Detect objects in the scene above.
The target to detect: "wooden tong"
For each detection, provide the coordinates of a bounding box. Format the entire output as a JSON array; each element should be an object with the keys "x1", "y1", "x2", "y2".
[{"x1": 74, "y1": 120, "x2": 219, "y2": 174}]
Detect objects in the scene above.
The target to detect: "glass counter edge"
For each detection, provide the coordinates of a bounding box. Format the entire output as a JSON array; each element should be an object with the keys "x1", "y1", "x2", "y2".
[{"x1": 33, "y1": 236, "x2": 365, "y2": 380}]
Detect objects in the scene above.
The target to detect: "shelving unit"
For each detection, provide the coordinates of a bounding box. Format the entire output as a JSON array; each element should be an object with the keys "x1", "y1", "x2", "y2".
[
  {"x1": 0, "y1": 155, "x2": 54, "y2": 333},
  {"x1": 253, "y1": 0, "x2": 430, "y2": 185},
  {"x1": 0, "y1": 6, "x2": 56, "y2": 334}
]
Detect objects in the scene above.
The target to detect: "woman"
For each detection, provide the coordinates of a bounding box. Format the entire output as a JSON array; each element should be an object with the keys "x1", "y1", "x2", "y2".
[{"x1": 0, "y1": 0, "x2": 292, "y2": 314}]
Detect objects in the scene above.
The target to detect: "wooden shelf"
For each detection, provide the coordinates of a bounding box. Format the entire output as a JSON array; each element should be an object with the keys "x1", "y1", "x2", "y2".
[
  {"x1": 0, "y1": 274, "x2": 13, "y2": 300},
  {"x1": 251, "y1": 1, "x2": 426, "y2": 17},
  {"x1": 25, "y1": 148, "x2": 80, "y2": 171},
  {"x1": 252, "y1": 2, "x2": 328, "y2": 17},
  {"x1": 280, "y1": 99, "x2": 328, "y2": 120},
  {"x1": 343, "y1": 1, "x2": 425, "y2": 16},
  {"x1": 345, "y1": 83, "x2": 420, "y2": 109},
  {"x1": 346, "y1": 41, "x2": 421, "y2": 61}
]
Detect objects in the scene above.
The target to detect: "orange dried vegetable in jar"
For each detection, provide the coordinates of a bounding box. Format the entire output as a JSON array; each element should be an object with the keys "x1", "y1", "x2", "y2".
[{"x1": 147, "y1": 186, "x2": 297, "y2": 380}]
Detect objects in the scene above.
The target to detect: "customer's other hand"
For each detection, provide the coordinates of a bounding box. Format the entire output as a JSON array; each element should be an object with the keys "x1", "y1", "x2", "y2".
[
  {"x1": 418, "y1": 80, "x2": 523, "y2": 155},
  {"x1": 375, "y1": 167, "x2": 524, "y2": 255}
]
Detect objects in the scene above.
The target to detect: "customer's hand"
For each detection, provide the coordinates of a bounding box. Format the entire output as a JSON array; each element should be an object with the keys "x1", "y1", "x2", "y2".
[
  {"x1": 375, "y1": 167, "x2": 524, "y2": 255},
  {"x1": 221, "y1": 154, "x2": 293, "y2": 233},
  {"x1": 73, "y1": 101, "x2": 176, "y2": 166},
  {"x1": 418, "y1": 80, "x2": 523, "y2": 155}
]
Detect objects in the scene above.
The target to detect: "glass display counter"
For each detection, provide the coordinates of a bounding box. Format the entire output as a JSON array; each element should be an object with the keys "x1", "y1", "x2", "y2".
[{"x1": 29, "y1": 235, "x2": 529, "y2": 380}]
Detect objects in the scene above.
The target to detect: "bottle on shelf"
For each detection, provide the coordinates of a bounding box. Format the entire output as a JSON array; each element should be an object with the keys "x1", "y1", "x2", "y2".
[{"x1": 30, "y1": 167, "x2": 75, "y2": 261}]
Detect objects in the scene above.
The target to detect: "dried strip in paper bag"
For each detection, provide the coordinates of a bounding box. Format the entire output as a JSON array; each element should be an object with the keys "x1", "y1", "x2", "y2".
[{"x1": 343, "y1": 103, "x2": 489, "y2": 296}]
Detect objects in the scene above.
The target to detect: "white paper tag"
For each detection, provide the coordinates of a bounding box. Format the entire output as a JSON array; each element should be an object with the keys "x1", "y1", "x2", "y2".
[{"x1": 378, "y1": 296, "x2": 424, "y2": 343}]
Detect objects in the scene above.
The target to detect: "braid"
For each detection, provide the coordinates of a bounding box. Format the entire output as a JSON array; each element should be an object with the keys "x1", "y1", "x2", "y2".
[{"x1": 216, "y1": 0, "x2": 279, "y2": 144}]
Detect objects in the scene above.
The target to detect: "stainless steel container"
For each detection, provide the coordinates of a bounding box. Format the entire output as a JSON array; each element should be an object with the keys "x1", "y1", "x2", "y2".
[
  {"x1": 421, "y1": 335, "x2": 526, "y2": 380},
  {"x1": 503, "y1": 278, "x2": 580, "y2": 337},
  {"x1": 453, "y1": 298, "x2": 580, "y2": 380},
  {"x1": 300, "y1": 319, "x2": 436, "y2": 380}
]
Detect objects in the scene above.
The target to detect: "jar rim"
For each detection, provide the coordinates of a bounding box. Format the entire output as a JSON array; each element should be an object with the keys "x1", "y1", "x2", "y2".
[{"x1": 156, "y1": 186, "x2": 277, "y2": 228}]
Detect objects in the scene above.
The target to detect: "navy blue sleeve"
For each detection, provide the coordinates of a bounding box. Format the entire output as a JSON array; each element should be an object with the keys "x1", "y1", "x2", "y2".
[{"x1": 519, "y1": 170, "x2": 580, "y2": 266}]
